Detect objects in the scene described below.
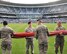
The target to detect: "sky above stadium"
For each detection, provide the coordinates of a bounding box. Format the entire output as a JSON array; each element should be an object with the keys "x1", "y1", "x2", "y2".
[{"x1": 2, "y1": 0, "x2": 60, "y2": 4}]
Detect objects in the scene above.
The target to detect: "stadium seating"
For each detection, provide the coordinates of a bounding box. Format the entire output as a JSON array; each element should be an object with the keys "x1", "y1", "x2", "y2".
[{"x1": 0, "y1": 4, "x2": 67, "y2": 23}]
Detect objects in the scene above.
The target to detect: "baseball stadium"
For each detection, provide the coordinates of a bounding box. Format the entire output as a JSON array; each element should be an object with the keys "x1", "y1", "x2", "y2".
[{"x1": 0, "y1": 0, "x2": 67, "y2": 54}]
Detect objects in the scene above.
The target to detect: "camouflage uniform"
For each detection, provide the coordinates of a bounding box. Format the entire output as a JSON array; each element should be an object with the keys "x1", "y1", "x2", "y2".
[
  {"x1": 55, "y1": 26, "x2": 65, "y2": 54},
  {"x1": 35, "y1": 24, "x2": 49, "y2": 54},
  {"x1": 0, "y1": 26, "x2": 14, "y2": 54},
  {"x1": 25, "y1": 27, "x2": 34, "y2": 54}
]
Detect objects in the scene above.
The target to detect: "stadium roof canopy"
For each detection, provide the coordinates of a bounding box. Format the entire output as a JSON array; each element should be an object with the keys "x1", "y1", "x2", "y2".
[
  {"x1": 0, "y1": 0, "x2": 67, "y2": 7},
  {"x1": 2, "y1": 0, "x2": 60, "y2": 4}
]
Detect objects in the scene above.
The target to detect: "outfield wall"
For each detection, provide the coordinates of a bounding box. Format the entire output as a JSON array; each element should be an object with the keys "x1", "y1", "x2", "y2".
[{"x1": 0, "y1": 17, "x2": 67, "y2": 23}]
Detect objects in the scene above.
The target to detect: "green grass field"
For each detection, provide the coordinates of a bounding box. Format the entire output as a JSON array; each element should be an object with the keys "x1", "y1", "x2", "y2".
[{"x1": 0, "y1": 23, "x2": 67, "y2": 54}]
